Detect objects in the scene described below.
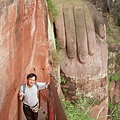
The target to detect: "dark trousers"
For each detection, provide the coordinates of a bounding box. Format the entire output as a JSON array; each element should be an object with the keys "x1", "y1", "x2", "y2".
[{"x1": 23, "y1": 104, "x2": 38, "y2": 120}]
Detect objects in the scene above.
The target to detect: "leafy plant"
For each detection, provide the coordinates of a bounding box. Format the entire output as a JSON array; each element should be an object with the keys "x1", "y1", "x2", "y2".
[
  {"x1": 61, "y1": 97, "x2": 95, "y2": 120},
  {"x1": 55, "y1": 38, "x2": 60, "y2": 52},
  {"x1": 109, "y1": 73, "x2": 120, "y2": 82},
  {"x1": 46, "y1": 0, "x2": 59, "y2": 22},
  {"x1": 51, "y1": 49, "x2": 61, "y2": 67},
  {"x1": 106, "y1": 25, "x2": 120, "y2": 43},
  {"x1": 108, "y1": 102, "x2": 120, "y2": 120},
  {"x1": 61, "y1": 76, "x2": 67, "y2": 84},
  {"x1": 62, "y1": 88, "x2": 68, "y2": 94}
]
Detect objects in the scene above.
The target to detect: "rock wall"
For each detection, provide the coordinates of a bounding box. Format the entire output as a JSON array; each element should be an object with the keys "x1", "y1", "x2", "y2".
[
  {"x1": 0, "y1": 0, "x2": 50, "y2": 120},
  {"x1": 108, "y1": 43, "x2": 120, "y2": 103},
  {"x1": 0, "y1": 0, "x2": 109, "y2": 120}
]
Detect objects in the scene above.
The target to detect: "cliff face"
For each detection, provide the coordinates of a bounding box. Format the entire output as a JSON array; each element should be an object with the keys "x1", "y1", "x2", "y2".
[
  {"x1": 0, "y1": 0, "x2": 108, "y2": 120},
  {"x1": 0, "y1": 0, "x2": 50, "y2": 119}
]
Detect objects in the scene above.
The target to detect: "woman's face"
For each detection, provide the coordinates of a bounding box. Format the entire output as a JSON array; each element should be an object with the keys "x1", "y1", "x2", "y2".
[{"x1": 27, "y1": 76, "x2": 36, "y2": 87}]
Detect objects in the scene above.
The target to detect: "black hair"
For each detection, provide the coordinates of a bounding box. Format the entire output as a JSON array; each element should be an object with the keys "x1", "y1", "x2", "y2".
[{"x1": 27, "y1": 73, "x2": 37, "y2": 80}]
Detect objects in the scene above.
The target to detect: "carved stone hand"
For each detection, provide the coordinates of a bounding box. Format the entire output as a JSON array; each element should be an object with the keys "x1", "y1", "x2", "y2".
[{"x1": 55, "y1": 0, "x2": 108, "y2": 100}]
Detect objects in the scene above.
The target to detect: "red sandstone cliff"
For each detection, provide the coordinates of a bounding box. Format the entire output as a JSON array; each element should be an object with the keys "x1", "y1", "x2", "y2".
[{"x1": 0, "y1": 0, "x2": 50, "y2": 119}]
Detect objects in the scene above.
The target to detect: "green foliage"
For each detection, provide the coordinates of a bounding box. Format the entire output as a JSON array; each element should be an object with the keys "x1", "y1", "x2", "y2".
[
  {"x1": 61, "y1": 76, "x2": 68, "y2": 94},
  {"x1": 109, "y1": 102, "x2": 116, "y2": 110},
  {"x1": 108, "y1": 102, "x2": 120, "y2": 120},
  {"x1": 50, "y1": 38, "x2": 61, "y2": 67},
  {"x1": 61, "y1": 76, "x2": 67, "y2": 84},
  {"x1": 109, "y1": 73, "x2": 120, "y2": 82},
  {"x1": 51, "y1": 49, "x2": 61, "y2": 67},
  {"x1": 62, "y1": 88, "x2": 68, "y2": 94},
  {"x1": 114, "y1": 38, "x2": 120, "y2": 42},
  {"x1": 115, "y1": 5, "x2": 120, "y2": 26},
  {"x1": 46, "y1": 0, "x2": 59, "y2": 22},
  {"x1": 112, "y1": 25, "x2": 120, "y2": 31},
  {"x1": 55, "y1": 38, "x2": 60, "y2": 52},
  {"x1": 61, "y1": 97, "x2": 95, "y2": 120},
  {"x1": 107, "y1": 25, "x2": 120, "y2": 43}
]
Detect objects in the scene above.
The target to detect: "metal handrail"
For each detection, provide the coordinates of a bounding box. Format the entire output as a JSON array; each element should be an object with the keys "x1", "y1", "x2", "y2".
[{"x1": 39, "y1": 78, "x2": 67, "y2": 120}]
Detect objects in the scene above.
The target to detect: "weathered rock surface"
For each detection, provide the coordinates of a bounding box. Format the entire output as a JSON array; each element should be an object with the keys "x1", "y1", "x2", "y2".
[
  {"x1": 109, "y1": 42, "x2": 120, "y2": 52},
  {"x1": 108, "y1": 42, "x2": 120, "y2": 104},
  {"x1": 0, "y1": 0, "x2": 50, "y2": 120},
  {"x1": 0, "y1": 0, "x2": 109, "y2": 120},
  {"x1": 55, "y1": 0, "x2": 108, "y2": 119}
]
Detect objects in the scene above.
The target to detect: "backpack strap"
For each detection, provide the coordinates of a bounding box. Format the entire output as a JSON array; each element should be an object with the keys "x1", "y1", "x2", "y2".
[
  {"x1": 23, "y1": 84, "x2": 26, "y2": 94},
  {"x1": 35, "y1": 82, "x2": 39, "y2": 91},
  {"x1": 22, "y1": 84, "x2": 26, "y2": 101}
]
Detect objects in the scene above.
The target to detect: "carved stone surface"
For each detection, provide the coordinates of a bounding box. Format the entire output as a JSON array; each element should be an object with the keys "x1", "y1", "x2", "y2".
[{"x1": 55, "y1": 0, "x2": 108, "y2": 119}]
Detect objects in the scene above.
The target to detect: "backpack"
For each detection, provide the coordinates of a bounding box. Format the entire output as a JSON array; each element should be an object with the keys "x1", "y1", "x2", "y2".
[{"x1": 22, "y1": 82, "x2": 39, "y2": 102}]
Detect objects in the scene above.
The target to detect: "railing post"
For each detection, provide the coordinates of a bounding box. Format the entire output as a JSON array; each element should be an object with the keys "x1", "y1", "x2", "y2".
[{"x1": 38, "y1": 78, "x2": 67, "y2": 120}]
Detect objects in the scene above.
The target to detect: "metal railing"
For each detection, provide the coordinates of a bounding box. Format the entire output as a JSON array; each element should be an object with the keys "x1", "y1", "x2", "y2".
[{"x1": 39, "y1": 78, "x2": 67, "y2": 120}]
